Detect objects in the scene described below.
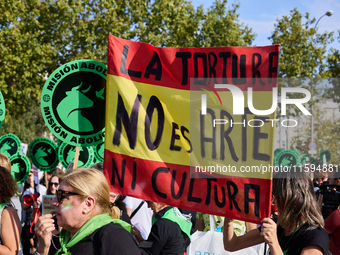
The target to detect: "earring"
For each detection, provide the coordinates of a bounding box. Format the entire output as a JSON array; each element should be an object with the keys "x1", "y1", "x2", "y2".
[{"x1": 83, "y1": 210, "x2": 87, "y2": 214}]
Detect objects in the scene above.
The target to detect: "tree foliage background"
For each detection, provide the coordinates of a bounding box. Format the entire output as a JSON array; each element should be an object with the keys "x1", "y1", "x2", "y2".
[
  {"x1": 291, "y1": 105, "x2": 340, "y2": 165},
  {"x1": 0, "y1": 0, "x2": 254, "y2": 144}
]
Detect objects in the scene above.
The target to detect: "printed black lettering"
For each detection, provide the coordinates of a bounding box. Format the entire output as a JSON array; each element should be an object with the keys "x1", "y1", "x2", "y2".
[
  {"x1": 96, "y1": 65, "x2": 103, "y2": 73},
  {"x1": 232, "y1": 54, "x2": 247, "y2": 85},
  {"x1": 60, "y1": 131, "x2": 68, "y2": 139},
  {"x1": 268, "y1": 51, "x2": 279, "y2": 82},
  {"x1": 218, "y1": 52, "x2": 231, "y2": 83},
  {"x1": 244, "y1": 184, "x2": 260, "y2": 217},
  {"x1": 175, "y1": 52, "x2": 191, "y2": 86},
  {"x1": 120, "y1": 45, "x2": 142, "y2": 78},
  {"x1": 47, "y1": 81, "x2": 55, "y2": 91},
  {"x1": 152, "y1": 167, "x2": 169, "y2": 199},
  {"x1": 111, "y1": 158, "x2": 125, "y2": 188},
  {"x1": 93, "y1": 134, "x2": 101, "y2": 142},
  {"x1": 187, "y1": 175, "x2": 202, "y2": 203},
  {"x1": 131, "y1": 159, "x2": 136, "y2": 190},
  {"x1": 253, "y1": 117, "x2": 270, "y2": 161},
  {"x1": 214, "y1": 184, "x2": 226, "y2": 208},
  {"x1": 170, "y1": 122, "x2": 181, "y2": 151},
  {"x1": 71, "y1": 63, "x2": 78, "y2": 71},
  {"x1": 112, "y1": 93, "x2": 141, "y2": 149},
  {"x1": 207, "y1": 52, "x2": 218, "y2": 85},
  {"x1": 180, "y1": 126, "x2": 192, "y2": 153},
  {"x1": 242, "y1": 108, "x2": 252, "y2": 161},
  {"x1": 170, "y1": 170, "x2": 187, "y2": 199},
  {"x1": 200, "y1": 108, "x2": 217, "y2": 158},
  {"x1": 144, "y1": 51, "x2": 162, "y2": 81},
  {"x1": 220, "y1": 110, "x2": 238, "y2": 162},
  {"x1": 252, "y1": 53, "x2": 264, "y2": 85},
  {"x1": 145, "y1": 96, "x2": 164, "y2": 150},
  {"x1": 193, "y1": 52, "x2": 208, "y2": 85},
  {"x1": 43, "y1": 107, "x2": 51, "y2": 116},
  {"x1": 199, "y1": 174, "x2": 217, "y2": 206},
  {"x1": 226, "y1": 181, "x2": 241, "y2": 212},
  {"x1": 55, "y1": 72, "x2": 62, "y2": 80}
]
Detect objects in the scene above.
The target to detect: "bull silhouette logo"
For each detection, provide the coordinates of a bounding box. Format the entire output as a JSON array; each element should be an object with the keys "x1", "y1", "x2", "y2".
[
  {"x1": 98, "y1": 143, "x2": 104, "y2": 157},
  {"x1": 66, "y1": 147, "x2": 85, "y2": 167},
  {"x1": 0, "y1": 141, "x2": 14, "y2": 157},
  {"x1": 10, "y1": 154, "x2": 31, "y2": 185},
  {"x1": 34, "y1": 146, "x2": 49, "y2": 166},
  {"x1": 11, "y1": 162, "x2": 21, "y2": 175},
  {"x1": 57, "y1": 82, "x2": 94, "y2": 132}
]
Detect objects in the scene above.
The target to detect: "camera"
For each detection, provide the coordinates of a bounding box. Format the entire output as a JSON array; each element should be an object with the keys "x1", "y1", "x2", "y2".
[{"x1": 316, "y1": 184, "x2": 340, "y2": 219}]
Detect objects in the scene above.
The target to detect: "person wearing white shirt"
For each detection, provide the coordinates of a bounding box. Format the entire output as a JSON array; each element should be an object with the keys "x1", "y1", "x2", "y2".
[{"x1": 124, "y1": 196, "x2": 153, "y2": 240}]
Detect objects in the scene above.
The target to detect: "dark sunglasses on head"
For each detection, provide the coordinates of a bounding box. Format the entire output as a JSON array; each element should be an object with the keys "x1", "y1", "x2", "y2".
[
  {"x1": 49, "y1": 182, "x2": 59, "y2": 187},
  {"x1": 56, "y1": 189, "x2": 80, "y2": 203}
]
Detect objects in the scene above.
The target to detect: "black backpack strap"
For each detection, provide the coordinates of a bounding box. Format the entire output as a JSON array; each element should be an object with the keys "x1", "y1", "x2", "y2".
[{"x1": 130, "y1": 201, "x2": 145, "y2": 220}]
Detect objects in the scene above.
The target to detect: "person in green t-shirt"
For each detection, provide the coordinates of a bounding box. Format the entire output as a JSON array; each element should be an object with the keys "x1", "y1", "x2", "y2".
[{"x1": 195, "y1": 212, "x2": 256, "y2": 236}]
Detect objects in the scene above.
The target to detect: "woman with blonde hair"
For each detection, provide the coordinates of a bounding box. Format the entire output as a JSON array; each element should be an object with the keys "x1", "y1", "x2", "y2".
[
  {"x1": 223, "y1": 171, "x2": 329, "y2": 255},
  {"x1": 0, "y1": 152, "x2": 11, "y2": 171},
  {"x1": 0, "y1": 166, "x2": 22, "y2": 255},
  {"x1": 35, "y1": 168, "x2": 140, "y2": 255}
]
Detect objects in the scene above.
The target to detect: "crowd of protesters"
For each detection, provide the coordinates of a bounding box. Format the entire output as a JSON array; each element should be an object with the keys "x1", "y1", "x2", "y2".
[{"x1": 1, "y1": 151, "x2": 340, "y2": 255}]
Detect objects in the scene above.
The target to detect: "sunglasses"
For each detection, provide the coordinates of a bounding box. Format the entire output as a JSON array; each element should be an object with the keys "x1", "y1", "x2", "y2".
[
  {"x1": 50, "y1": 182, "x2": 59, "y2": 187},
  {"x1": 56, "y1": 189, "x2": 80, "y2": 203}
]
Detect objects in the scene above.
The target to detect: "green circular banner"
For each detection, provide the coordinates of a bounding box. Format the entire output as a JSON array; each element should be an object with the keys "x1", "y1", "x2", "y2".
[
  {"x1": 274, "y1": 149, "x2": 301, "y2": 167},
  {"x1": 10, "y1": 154, "x2": 31, "y2": 185},
  {"x1": 41, "y1": 60, "x2": 106, "y2": 147},
  {"x1": 93, "y1": 142, "x2": 104, "y2": 162},
  {"x1": 28, "y1": 137, "x2": 58, "y2": 172},
  {"x1": 274, "y1": 148, "x2": 283, "y2": 156},
  {"x1": 0, "y1": 91, "x2": 5, "y2": 129},
  {"x1": 290, "y1": 148, "x2": 300, "y2": 158},
  {"x1": 301, "y1": 155, "x2": 309, "y2": 165},
  {"x1": 320, "y1": 150, "x2": 331, "y2": 164},
  {"x1": 58, "y1": 143, "x2": 94, "y2": 169},
  {"x1": 309, "y1": 157, "x2": 317, "y2": 167},
  {"x1": 0, "y1": 134, "x2": 21, "y2": 158}
]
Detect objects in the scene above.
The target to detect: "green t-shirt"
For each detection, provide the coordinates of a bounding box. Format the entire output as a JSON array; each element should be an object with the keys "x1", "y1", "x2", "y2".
[{"x1": 196, "y1": 212, "x2": 246, "y2": 236}]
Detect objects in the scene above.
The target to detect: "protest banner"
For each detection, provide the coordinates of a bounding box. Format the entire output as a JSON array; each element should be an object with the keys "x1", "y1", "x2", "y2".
[
  {"x1": 104, "y1": 34, "x2": 279, "y2": 223},
  {"x1": 0, "y1": 91, "x2": 5, "y2": 129},
  {"x1": 41, "y1": 59, "x2": 106, "y2": 147},
  {"x1": 42, "y1": 195, "x2": 55, "y2": 215},
  {"x1": 9, "y1": 153, "x2": 30, "y2": 185},
  {"x1": 29, "y1": 137, "x2": 59, "y2": 172},
  {"x1": 93, "y1": 142, "x2": 104, "y2": 162},
  {"x1": 21, "y1": 142, "x2": 28, "y2": 155},
  {"x1": 0, "y1": 134, "x2": 21, "y2": 158},
  {"x1": 58, "y1": 142, "x2": 95, "y2": 169}
]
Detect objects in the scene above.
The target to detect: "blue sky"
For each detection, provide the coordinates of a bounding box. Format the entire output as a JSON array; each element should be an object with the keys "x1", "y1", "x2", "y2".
[{"x1": 193, "y1": 0, "x2": 339, "y2": 47}]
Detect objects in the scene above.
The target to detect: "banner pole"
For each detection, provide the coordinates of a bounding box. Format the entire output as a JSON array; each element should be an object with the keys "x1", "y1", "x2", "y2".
[
  {"x1": 73, "y1": 146, "x2": 80, "y2": 170},
  {"x1": 45, "y1": 173, "x2": 48, "y2": 187}
]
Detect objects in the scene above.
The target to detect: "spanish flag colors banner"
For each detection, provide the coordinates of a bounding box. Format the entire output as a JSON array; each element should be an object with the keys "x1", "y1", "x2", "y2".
[{"x1": 104, "y1": 34, "x2": 280, "y2": 223}]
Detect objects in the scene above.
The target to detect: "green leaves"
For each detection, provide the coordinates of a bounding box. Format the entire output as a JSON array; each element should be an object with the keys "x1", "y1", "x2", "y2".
[
  {"x1": 270, "y1": 9, "x2": 333, "y2": 79},
  {"x1": 0, "y1": 0, "x2": 254, "y2": 143}
]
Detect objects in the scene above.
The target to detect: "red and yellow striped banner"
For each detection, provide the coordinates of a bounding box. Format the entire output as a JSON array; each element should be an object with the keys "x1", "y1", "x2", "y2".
[{"x1": 104, "y1": 34, "x2": 280, "y2": 223}]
